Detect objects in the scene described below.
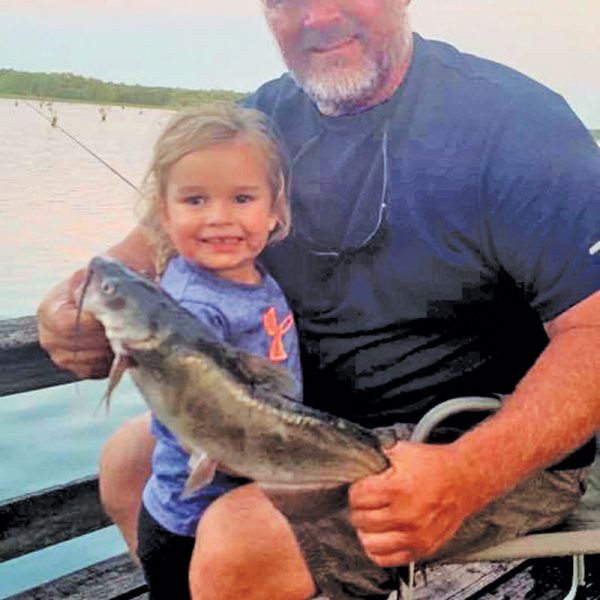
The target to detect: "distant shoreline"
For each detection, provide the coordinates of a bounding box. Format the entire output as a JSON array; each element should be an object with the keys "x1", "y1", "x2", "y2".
[
  {"x1": 1, "y1": 92, "x2": 176, "y2": 111},
  {"x1": 0, "y1": 69, "x2": 247, "y2": 110},
  {"x1": 8, "y1": 94, "x2": 596, "y2": 142}
]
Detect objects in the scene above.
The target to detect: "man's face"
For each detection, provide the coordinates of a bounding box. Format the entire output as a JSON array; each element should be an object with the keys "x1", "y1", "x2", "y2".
[{"x1": 263, "y1": 0, "x2": 412, "y2": 115}]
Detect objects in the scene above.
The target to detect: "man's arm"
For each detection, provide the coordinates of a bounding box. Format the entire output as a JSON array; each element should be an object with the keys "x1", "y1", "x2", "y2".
[
  {"x1": 37, "y1": 225, "x2": 157, "y2": 378},
  {"x1": 349, "y1": 290, "x2": 600, "y2": 566},
  {"x1": 104, "y1": 225, "x2": 158, "y2": 276}
]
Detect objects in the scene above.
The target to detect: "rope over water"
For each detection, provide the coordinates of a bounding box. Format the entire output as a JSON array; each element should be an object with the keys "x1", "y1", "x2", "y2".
[{"x1": 24, "y1": 100, "x2": 140, "y2": 193}]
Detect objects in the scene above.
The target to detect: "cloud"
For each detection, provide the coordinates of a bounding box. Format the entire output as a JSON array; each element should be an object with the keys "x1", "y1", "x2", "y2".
[{"x1": 411, "y1": 0, "x2": 600, "y2": 122}]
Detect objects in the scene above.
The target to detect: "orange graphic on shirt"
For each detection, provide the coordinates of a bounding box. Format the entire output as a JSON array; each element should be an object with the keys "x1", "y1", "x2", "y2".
[{"x1": 262, "y1": 307, "x2": 294, "y2": 362}]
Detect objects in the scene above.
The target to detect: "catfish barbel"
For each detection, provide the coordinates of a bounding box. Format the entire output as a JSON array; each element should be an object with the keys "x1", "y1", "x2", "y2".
[{"x1": 79, "y1": 256, "x2": 390, "y2": 497}]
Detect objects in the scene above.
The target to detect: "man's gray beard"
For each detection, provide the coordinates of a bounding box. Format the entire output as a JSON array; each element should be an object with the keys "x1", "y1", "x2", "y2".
[{"x1": 292, "y1": 57, "x2": 386, "y2": 117}]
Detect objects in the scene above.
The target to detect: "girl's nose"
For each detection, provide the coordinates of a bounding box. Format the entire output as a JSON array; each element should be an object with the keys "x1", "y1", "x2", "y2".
[{"x1": 205, "y1": 200, "x2": 234, "y2": 224}]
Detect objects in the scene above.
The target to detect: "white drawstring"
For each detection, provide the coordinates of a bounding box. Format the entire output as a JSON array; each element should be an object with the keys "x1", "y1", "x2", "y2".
[{"x1": 399, "y1": 561, "x2": 415, "y2": 600}]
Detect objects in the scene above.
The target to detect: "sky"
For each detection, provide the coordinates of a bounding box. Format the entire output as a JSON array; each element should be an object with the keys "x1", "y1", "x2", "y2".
[{"x1": 1, "y1": 0, "x2": 598, "y2": 127}]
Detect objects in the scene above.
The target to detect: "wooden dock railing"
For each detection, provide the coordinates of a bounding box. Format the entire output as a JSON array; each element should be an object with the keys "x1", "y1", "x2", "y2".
[
  {"x1": 0, "y1": 316, "x2": 77, "y2": 397},
  {"x1": 0, "y1": 316, "x2": 148, "y2": 599}
]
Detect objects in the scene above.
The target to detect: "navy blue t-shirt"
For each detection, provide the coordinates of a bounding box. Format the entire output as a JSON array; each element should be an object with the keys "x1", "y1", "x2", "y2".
[{"x1": 244, "y1": 35, "x2": 599, "y2": 466}]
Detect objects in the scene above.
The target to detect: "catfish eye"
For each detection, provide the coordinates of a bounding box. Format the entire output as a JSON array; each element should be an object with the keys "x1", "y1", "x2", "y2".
[{"x1": 101, "y1": 279, "x2": 118, "y2": 296}]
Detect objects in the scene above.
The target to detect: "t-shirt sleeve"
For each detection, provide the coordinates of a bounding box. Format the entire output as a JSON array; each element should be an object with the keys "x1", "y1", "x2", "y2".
[{"x1": 480, "y1": 90, "x2": 600, "y2": 321}]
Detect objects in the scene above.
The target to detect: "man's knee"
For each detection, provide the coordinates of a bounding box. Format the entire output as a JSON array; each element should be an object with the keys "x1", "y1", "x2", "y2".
[{"x1": 189, "y1": 485, "x2": 315, "y2": 600}]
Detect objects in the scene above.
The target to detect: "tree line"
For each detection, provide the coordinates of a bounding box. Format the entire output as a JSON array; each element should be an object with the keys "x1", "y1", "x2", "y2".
[{"x1": 0, "y1": 69, "x2": 246, "y2": 108}]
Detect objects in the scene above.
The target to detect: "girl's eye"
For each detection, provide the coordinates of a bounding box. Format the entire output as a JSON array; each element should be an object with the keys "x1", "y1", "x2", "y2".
[
  {"x1": 184, "y1": 196, "x2": 205, "y2": 206},
  {"x1": 235, "y1": 194, "x2": 253, "y2": 204}
]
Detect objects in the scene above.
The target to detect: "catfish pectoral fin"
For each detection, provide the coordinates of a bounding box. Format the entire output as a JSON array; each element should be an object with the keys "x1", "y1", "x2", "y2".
[
  {"x1": 100, "y1": 353, "x2": 131, "y2": 413},
  {"x1": 183, "y1": 451, "x2": 218, "y2": 497}
]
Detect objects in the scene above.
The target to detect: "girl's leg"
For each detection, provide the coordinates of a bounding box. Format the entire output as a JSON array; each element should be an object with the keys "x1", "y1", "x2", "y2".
[{"x1": 137, "y1": 504, "x2": 195, "y2": 600}]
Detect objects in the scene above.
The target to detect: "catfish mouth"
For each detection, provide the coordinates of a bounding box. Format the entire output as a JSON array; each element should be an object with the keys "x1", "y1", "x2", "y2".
[
  {"x1": 121, "y1": 336, "x2": 161, "y2": 353},
  {"x1": 75, "y1": 259, "x2": 162, "y2": 355}
]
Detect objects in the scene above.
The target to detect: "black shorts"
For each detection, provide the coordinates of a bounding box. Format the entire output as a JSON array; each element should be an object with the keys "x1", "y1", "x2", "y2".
[{"x1": 137, "y1": 503, "x2": 196, "y2": 600}]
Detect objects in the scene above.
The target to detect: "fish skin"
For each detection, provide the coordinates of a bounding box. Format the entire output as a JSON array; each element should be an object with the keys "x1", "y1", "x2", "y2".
[{"x1": 80, "y1": 256, "x2": 390, "y2": 494}]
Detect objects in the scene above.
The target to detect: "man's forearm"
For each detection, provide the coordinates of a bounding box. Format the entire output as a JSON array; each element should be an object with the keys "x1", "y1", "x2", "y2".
[
  {"x1": 451, "y1": 291, "x2": 600, "y2": 515},
  {"x1": 106, "y1": 225, "x2": 158, "y2": 277}
]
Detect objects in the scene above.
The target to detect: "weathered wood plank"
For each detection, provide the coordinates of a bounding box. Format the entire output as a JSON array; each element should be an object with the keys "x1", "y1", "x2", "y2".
[
  {"x1": 410, "y1": 561, "x2": 523, "y2": 600},
  {"x1": 4, "y1": 553, "x2": 147, "y2": 600},
  {"x1": 0, "y1": 316, "x2": 78, "y2": 397},
  {"x1": 381, "y1": 556, "x2": 600, "y2": 599},
  {"x1": 0, "y1": 475, "x2": 111, "y2": 562},
  {"x1": 479, "y1": 557, "x2": 573, "y2": 599},
  {"x1": 480, "y1": 555, "x2": 600, "y2": 599}
]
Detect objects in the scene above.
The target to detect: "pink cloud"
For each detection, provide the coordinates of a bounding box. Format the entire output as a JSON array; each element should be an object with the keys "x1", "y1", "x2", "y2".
[{"x1": 411, "y1": 0, "x2": 599, "y2": 90}]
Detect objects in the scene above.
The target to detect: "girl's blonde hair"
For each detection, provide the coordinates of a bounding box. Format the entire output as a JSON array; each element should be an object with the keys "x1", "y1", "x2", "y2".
[{"x1": 138, "y1": 103, "x2": 291, "y2": 277}]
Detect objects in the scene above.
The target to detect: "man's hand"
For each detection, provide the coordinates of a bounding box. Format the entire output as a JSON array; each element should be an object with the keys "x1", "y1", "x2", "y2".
[
  {"x1": 37, "y1": 268, "x2": 112, "y2": 378},
  {"x1": 349, "y1": 441, "x2": 477, "y2": 567}
]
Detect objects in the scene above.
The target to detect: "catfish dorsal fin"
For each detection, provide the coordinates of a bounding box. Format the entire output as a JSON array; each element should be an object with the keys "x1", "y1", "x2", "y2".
[{"x1": 235, "y1": 350, "x2": 299, "y2": 399}]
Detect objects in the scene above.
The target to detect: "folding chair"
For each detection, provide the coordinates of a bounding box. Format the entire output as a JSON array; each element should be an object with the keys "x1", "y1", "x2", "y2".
[{"x1": 409, "y1": 397, "x2": 600, "y2": 600}]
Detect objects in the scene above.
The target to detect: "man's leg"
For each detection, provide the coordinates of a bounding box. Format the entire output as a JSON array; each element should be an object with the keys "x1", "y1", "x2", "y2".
[
  {"x1": 189, "y1": 484, "x2": 317, "y2": 600},
  {"x1": 99, "y1": 412, "x2": 155, "y2": 561},
  {"x1": 433, "y1": 465, "x2": 591, "y2": 561}
]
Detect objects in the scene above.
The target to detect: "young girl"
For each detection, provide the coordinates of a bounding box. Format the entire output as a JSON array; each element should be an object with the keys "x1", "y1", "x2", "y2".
[{"x1": 135, "y1": 103, "x2": 302, "y2": 599}]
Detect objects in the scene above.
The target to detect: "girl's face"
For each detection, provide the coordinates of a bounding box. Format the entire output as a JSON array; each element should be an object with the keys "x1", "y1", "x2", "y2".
[{"x1": 160, "y1": 139, "x2": 278, "y2": 285}]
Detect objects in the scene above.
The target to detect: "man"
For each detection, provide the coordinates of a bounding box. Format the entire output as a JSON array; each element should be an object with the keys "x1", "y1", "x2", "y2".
[{"x1": 38, "y1": 1, "x2": 600, "y2": 599}]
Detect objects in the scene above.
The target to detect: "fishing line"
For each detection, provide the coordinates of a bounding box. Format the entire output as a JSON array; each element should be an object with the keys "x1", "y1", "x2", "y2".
[
  {"x1": 23, "y1": 100, "x2": 140, "y2": 193},
  {"x1": 20, "y1": 101, "x2": 137, "y2": 416}
]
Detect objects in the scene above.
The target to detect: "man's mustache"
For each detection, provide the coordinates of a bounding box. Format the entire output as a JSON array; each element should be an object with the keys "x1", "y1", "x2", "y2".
[{"x1": 300, "y1": 22, "x2": 362, "y2": 52}]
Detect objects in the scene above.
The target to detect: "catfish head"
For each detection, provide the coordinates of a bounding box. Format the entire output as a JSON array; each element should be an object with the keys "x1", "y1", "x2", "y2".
[
  {"x1": 77, "y1": 256, "x2": 206, "y2": 406},
  {"x1": 78, "y1": 256, "x2": 176, "y2": 357}
]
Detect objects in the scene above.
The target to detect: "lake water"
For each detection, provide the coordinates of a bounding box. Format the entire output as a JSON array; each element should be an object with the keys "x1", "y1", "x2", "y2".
[{"x1": 0, "y1": 97, "x2": 175, "y2": 597}]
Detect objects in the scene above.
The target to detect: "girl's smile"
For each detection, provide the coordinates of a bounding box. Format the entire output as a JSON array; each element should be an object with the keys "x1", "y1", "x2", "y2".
[{"x1": 199, "y1": 236, "x2": 246, "y2": 254}]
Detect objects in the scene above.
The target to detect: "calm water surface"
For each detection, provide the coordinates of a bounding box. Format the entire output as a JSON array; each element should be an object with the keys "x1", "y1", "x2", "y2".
[{"x1": 0, "y1": 98, "x2": 175, "y2": 596}]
